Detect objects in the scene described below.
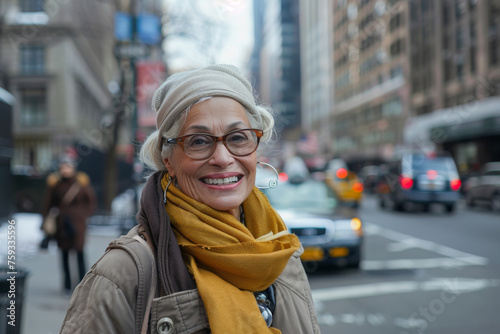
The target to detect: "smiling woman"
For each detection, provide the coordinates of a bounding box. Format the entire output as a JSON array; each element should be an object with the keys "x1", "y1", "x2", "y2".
[{"x1": 59, "y1": 64, "x2": 320, "y2": 334}]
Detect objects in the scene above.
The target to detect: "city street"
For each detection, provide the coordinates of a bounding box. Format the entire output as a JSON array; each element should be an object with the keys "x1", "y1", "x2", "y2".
[
  {"x1": 4, "y1": 193, "x2": 499, "y2": 334},
  {"x1": 309, "y1": 195, "x2": 500, "y2": 334}
]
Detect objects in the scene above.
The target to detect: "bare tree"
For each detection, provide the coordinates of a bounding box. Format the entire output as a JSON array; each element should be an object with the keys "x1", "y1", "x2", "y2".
[{"x1": 164, "y1": 0, "x2": 229, "y2": 67}]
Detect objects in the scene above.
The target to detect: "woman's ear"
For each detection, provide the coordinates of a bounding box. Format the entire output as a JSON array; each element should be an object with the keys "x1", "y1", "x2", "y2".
[{"x1": 163, "y1": 158, "x2": 174, "y2": 178}]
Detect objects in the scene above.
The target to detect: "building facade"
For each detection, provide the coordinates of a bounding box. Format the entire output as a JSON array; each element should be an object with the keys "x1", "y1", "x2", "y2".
[
  {"x1": 0, "y1": 0, "x2": 120, "y2": 172},
  {"x1": 298, "y1": 0, "x2": 500, "y2": 173},
  {"x1": 0, "y1": 0, "x2": 165, "y2": 211},
  {"x1": 299, "y1": 0, "x2": 334, "y2": 157},
  {"x1": 405, "y1": 0, "x2": 500, "y2": 174},
  {"x1": 330, "y1": 0, "x2": 410, "y2": 166},
  {"x1": 253, "y1": 0, "x2": 302, "y2": 134}
]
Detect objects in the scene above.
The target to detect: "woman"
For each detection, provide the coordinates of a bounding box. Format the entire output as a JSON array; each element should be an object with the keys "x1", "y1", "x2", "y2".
[
  {"x1": 43, "y1": 158, "x2": 96, "y2": 294},
  {"x1": 60, "y1": 64, "x2": 320, "y2": 333}
]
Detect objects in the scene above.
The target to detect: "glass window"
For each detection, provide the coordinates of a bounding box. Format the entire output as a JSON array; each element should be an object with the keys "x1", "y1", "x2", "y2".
[
  {"x1": 470, "y1": 47, "x2": 477, "y2": 73},
  {"x1": 490, "y1": 39, "x2": 499, "y2": 65},
  {"x1": 444, "y1": 59, "x2": 453, "y2": 82},
  {"x1": 264, "y1": 180, "x2": 337, "y2": 215},
  {"x1": 442, "y1": 3, "x2": 451, "y2": 25},
  {"x1": 19, "y1": 0, "x2": 45, "y2": 12},
  {"x1": 20, "y1": 45, "x2": 45, "y2": 74},
  {"x1": 19, "y1": 88, "x2": 48, "y2": 127},
  {"x1": 390, "y1": 39, "x2": 403, "y2": 56},
  {"x1": 455, "y1": 28, "x2": 464, "y2": 50}
]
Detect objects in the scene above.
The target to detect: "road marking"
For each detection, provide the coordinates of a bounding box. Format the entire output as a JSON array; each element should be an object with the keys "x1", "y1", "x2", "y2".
[
  {"x1": 312, "y1": 277, "x2": 500, "y2": 302},
  {"x1": 364, "y1": 223, "x2": 489, "y2": 267},
  {"x1": 362, "y1": 256, "x2": 488, "y2": 270}
]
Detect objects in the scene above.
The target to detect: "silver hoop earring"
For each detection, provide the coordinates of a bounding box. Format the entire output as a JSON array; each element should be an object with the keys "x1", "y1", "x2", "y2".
[
  {"x1": 163, "y1": 174, "x2": 172, "y2": 204},
  {"x1": 256, "y1": 161, "x2": 279, "y2": 189}
]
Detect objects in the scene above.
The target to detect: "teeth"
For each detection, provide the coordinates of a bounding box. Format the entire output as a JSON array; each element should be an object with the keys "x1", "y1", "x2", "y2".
[{"x1": 203, "y1": 176, "x2": 239, "y2": 185}]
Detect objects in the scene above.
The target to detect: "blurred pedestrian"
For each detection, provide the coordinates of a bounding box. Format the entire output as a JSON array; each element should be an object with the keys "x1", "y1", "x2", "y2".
[
  {"x1": 42, "y1": 157, "x2": 96, "y2": 294},
  {"x1": 60, "y1": 64, "x2": 320, "y2": 333}
]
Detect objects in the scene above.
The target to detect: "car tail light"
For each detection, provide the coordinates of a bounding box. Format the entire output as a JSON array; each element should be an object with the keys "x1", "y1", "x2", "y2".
[
  {"x1": 336, "y1": 168, "x2": 348, "y2": 179},
  {"x1": 278, "y1": 173, "x2": 288, "y2": 182},
  {"x1": 400, "y1": 175, "x2": 413, "y2": 189},
  {"x1": 427, "y1": 170, "x2": 438, "y2": 180},
  {"x1": 352, "y1": 182, "x2": 364, "y2": 192},
  {"x1": 450, "y1": 179, "x2": 461, "y2": 191}
]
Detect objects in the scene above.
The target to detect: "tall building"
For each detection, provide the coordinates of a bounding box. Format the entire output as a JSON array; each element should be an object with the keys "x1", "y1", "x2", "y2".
[
  {"x1": 324, "y1": 0, "x2": 500, "y2": 172},
  {"x1": 409, "y1": 0, "x2": 497, "y2": 114},
  {"x1": 331, "y1": 0, "x2": 410, "y2": 166},
  {"x1": 0, "y1": 0, "x2": 165, "y2": 210},
  {"x1": 253, "y1": 0, "x2": 302, "y2": 135},
  {"x1": 0, "y1": 0, "x2": 120, "y2": 172},
  {"x1": 299, "y1": 0, "x2": 334, "y2": 157},
  {"x1": 405, "y1": 0, "x2": 500, "y2": 172},
  {"x1": 249, "y1": 0, "x2": 266, "y2": 96}
]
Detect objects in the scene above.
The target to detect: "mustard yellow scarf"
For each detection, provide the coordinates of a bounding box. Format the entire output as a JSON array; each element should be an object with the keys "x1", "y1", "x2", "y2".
[{"x1": 161, "y1": 174, "x2": 300, "y2": 333}]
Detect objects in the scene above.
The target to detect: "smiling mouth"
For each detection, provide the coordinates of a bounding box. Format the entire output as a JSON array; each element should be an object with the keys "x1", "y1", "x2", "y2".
[{"x1": 202, "y1": 176, "x2": 242, "y2": 185}]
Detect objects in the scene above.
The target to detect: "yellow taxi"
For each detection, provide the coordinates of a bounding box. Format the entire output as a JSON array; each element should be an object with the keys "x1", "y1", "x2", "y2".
[{"x1": 325, "y1": 167, "x2": 364, "y2": 208}]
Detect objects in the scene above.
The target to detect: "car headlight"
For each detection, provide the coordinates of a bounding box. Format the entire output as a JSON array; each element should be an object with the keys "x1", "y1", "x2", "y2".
[{"x1": 332, "y1": 218, "x2": 363, "y2": 240}]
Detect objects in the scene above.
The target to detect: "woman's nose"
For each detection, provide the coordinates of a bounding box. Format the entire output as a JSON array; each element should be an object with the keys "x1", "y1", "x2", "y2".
[{"x1": 208, "y1": 141, "x2": 234, "y2": 166}]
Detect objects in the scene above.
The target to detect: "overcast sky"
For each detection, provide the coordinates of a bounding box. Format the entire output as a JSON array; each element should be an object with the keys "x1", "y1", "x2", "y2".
[{"x1": 163, "y1": 0, "x2": 254, "y2": 72}]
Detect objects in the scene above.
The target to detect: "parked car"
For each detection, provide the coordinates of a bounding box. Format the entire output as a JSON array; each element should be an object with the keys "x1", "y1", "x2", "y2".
[
  {"x1": 325, "y1": 167, "x2": 364, "y2": 208},
  {"x1": 377, "y1": 153, "x2": 461, "y2": 213},
  {"x1": 465, "y1": 162, "x2": 500, "y2": 211},
  {"x1": 263, "y1": 179, "x2": 363, "y2": 269}
]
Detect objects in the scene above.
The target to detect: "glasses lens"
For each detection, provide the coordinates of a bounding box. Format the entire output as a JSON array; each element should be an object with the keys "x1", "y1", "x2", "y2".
[
  {"x1": 226, "y1": 129, "x2": 259, "y2": 156},
  {"x1": 184, "y1": 134, "x2": 214, "y2": 159},
  {"x1": 180, "y1": 129, "x2": 260, "y2": 159}
]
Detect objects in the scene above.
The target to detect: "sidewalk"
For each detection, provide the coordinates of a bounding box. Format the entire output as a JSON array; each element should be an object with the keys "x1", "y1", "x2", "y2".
[{"x1": 19, "y1": 225, "x2": 121, "y2": 334}]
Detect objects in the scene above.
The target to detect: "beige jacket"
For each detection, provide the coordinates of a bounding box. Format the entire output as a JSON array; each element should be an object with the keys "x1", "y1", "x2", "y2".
[{"x1": 59, "y1": 226, "x2": 320, "y2": 334}]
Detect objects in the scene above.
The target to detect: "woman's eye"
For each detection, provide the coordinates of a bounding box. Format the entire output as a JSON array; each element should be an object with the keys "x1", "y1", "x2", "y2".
[
  {"x1": 187, "y1": 135, "x2": 212, "y2": 147},
  {"x1": 227, "y1": 133, "x2": 248, "y2": 143}
]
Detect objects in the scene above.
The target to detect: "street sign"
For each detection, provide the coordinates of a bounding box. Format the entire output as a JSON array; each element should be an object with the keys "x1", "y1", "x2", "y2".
[
  {"x1": 137, "y1": 14, "x2": 161, "y2": 45},
  {"x1": 114, "y1": 12, "x2": 133, "y2": 41},
  {"x1": 114, "y1": 44, "x2": 148, "y2": 59}
]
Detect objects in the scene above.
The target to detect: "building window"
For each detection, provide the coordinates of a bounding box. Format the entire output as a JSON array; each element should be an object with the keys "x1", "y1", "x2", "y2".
[
  {"x1": 416, "y1": 103, "x2": 433, "y2": 116},
  {"x1": 455, "y1": 1, "x2": 466, "y2": 19},
  {"x1": 19, "y1": 88, "x2": 48, "y2": 127},
  {"x1": 390, "y1": 39, "x2": 404, "y2": 57},
  {"x1": 490, "y1": 39, "x2": 499, "y2": 65},
  {"x1": 470, "y1": 21, "x2": 476, "y2": 44},
  {"x1": 412, "y1": 77, "x2": 421, "y2": 93},
  {"x1": 390, "y1": 65, "x2": 403, "y2": 79},
  {"x1": 19, "y1": 0, "x2": 45, "y2": 12},
  {"x1": 444, "y1": 59, "x2": 453, "y2": 82},
  {"x1": 470, "y1": 47, "x2": 477, "y2": 73},
  {"x1": 389, "y1": 13, "x2": 402, "y2": 32},
  {"x1": 455, "y1": 28, "x2": 465, "y2": 50},
  {"x1": 382, "y1": 97, "x2": 402, "y2": 117},
  {"x1": 456, "y1": 62, "x2": 464, "y2": 79},
  {"x1": 442, "y1": 3, "x2": 451, "y2": 26},
  {"x1": 422, "y1": 72, "x2": 433, "y2": 90},
  {"x1": 20, "y1": 45, "x2": 45, "y2": 74}
]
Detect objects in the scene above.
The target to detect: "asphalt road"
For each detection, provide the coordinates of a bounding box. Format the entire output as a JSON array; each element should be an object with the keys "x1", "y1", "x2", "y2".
[{"x1": 307, "y1": 195, "x2": 500, "y2": 334}]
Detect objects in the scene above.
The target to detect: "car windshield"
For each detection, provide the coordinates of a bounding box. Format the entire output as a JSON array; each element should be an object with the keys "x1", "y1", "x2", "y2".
[
  {"x1": 409, "y1": 156, "x2": 456, "y2": 173},
  {"x1": 264, "y1": 180, "x2": 338, "y2": 215}
]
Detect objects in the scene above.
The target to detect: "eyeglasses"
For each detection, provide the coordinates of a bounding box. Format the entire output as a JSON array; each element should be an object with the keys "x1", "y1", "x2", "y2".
[{"x1": 166, "y1": 128, "x2": 263, "y2": 160}]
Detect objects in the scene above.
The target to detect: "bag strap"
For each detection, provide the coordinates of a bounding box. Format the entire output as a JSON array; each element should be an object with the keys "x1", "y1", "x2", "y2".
[
  {"x1": 61, "y1": 181, "x2": 81, "y2": 205},
  {"x1": 133, "y1": 235, "x2": 158, "y2": 334},
  {"x1": 107, "y1": 228, "x2": 157, "y2": 334}
]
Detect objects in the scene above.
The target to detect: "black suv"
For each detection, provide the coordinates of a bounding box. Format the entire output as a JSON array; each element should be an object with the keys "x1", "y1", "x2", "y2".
[{"x1": 377, "y1": 153, "x2": 461, "y2": 213}]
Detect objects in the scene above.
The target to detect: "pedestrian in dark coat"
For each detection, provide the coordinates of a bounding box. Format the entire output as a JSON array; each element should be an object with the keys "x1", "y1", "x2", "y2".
[{"x1": 42, "y1": 158, "x2": 96, "y2": 293}]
